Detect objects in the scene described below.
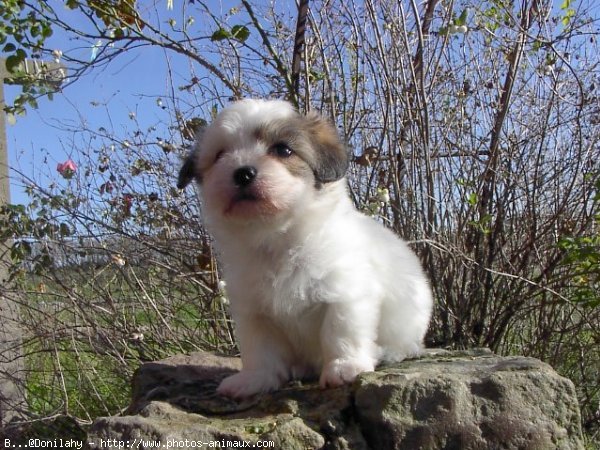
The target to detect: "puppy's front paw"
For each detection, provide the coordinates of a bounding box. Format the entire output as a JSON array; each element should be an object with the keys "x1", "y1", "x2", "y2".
[
  {"x1": 217, "y1": 370, "x2": 283, "y2": 399},
  {"x1": 319, "y1": 358, "x2": 375, "y2": 388}
]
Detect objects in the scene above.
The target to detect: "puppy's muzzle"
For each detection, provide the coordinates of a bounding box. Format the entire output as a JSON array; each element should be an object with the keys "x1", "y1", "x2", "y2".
[{"x1": 233, "y1": 166, "x2": 257, "y2": 188}]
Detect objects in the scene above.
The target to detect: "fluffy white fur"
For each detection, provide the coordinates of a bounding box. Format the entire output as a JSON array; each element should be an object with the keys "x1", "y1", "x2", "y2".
[{"x1": 178, "y1": 99, "x2": 433, "y2": 398}]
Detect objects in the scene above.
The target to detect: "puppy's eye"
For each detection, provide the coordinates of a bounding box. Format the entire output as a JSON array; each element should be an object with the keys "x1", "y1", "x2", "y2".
[
  {"x1": 214, "y1": 150, "x2": 225, "y2": 162},
  {"x1": 269, "y1": 143, "x2": 294, "y2": 158}
]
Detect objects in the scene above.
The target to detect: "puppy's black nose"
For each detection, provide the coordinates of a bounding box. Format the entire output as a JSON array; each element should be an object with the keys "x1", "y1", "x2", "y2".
[{"x1": 233, "y1": 166, "x2": 257, "y2": 187}]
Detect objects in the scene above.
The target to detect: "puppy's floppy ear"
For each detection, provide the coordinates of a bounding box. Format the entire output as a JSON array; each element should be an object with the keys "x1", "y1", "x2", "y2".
[
  {"x1": 303, "y1": 113, "x2": 349, "y2": 184},
  {"x1": 177, "y1": 153, "x2": 199, "y2": 189}
]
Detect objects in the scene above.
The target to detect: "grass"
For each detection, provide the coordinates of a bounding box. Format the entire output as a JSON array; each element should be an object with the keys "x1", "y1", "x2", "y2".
[{"x1": 8, "y1": 262, "x2": 598, "y2": 445}]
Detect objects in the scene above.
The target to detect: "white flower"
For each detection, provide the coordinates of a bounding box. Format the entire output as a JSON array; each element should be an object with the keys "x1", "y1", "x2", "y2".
[
  {"x1": 217, "y1": 295, "x2": 230, "y2": 306},
  {"x1": 457, "y1": 25, "x2": 468, "y2": 34},
  {"x1": 377, "y1": 187, "x2": 390, "y2": 204},
  {"x1": 52, "y1": 49, "x2": 63, "y2": 63},
  {"x1": 131, "y1": 332, "x2": 144, "y2": 342},
  {"x1": 167, "y1": 0, "x2": 173, "y2": 10},
  {"x1": 218, "y1": 280, "x2": 227, "y2": 292}
]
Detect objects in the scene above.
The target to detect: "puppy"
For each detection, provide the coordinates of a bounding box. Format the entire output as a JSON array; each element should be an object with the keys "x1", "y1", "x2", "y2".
[{"x1": 178, "y1": 99, "x2": 433, "y2": 398}]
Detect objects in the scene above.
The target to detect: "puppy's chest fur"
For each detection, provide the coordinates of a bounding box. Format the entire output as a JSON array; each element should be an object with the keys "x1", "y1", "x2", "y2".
[
  {"x1": 229, "y1": 240, "x2": 326, "y2": 315},
  {"x1": 223, "y1": 236, "x2": 329, "y2": 360}
]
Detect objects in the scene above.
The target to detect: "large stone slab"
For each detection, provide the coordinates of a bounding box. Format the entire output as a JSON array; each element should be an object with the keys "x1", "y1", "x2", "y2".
[
  {"x1": 88, "y1": 349, "x2": 584, "y2": 450},
  {"x1": 354, "y1": 350, "x2": 583, "y2": 449}
]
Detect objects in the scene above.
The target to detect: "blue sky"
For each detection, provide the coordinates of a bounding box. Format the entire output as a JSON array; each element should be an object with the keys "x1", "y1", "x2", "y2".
[
  {"x1": 5, "y1": 44, "x2": 176, "y2": 205},
  {"x1": 5, "y1": 0, "x2": 599, "y2": 208},
  {"x1": 3, "y1": 0, "x2": 237, "y2": 206}
]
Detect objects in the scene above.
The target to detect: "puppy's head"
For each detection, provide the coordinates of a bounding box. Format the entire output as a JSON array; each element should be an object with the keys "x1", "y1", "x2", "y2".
[{"x1": 178, "y1": 99, "x2": 348, "y2": 222}]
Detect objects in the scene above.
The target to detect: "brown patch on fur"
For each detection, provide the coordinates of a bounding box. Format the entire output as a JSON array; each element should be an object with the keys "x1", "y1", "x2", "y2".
[
  {"x1": 179, "y1": 110, "x2": 347, "y2": 191},
  {"x1": 302, "y1": 113, "x2": 349, "y2": 183},
  {"x1": 277, "y1": 152, "x2": 314, "y2": 179},
  {"x1": 254, "y1": 122, "x2": 314, "y2": 181},
  {"x1": 254, "y1": 113, "x2": 348, "y2": 185}
]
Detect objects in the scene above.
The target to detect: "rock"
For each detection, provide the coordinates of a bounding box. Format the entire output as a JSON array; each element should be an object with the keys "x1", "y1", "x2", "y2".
[
  {"x1": 355, "y1": 349, "x2": 584, "y2": 450},
  {"x1": 88, "y1": 349, "x2": 584, "y2": 450}
]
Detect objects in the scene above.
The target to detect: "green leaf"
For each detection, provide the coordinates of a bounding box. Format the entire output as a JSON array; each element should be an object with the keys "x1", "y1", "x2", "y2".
[
  {"x1": 41, "y1": 23, "x2": 53, "y2": 38},
  {"x1": 59, "y1": 223, "x2": 71, "y2": 237},
  {"x1": 27, "y1": 97, "x2": 39, "y2": 109},
  {"x1": 5, "y1": 51, "x2": 25, "y2": 73},
  {"x1": 561, "y1": 8, "x2": 575, "y2": 27},
  {"x1": 211, "y1": 27, "x2": 231, "y2": 42},
  {"x1": 467, "y1": 192, "x2": 478, "y2": 206},
  {"x1": 309, "y1": 69, "x2": 325, "y2": 82},
  {"x1": 456, "y1": 8, "x2": 469, "y2": 26},
  {"x1": 560, "y1": 0, "x2": 571, "y2": 10},
  {"x1": 3, "y1": 43, "x2": 16, "y2": 52},
  {"x1": 545, "y1": 55, "x2": 557, "y2": 66},
  {"x1": 231, "y1": 25, "x2": 250, "y2": 43}
]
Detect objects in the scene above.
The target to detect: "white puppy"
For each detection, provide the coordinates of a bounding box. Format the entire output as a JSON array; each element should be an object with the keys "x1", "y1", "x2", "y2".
[{"x1": 178, "y1": 99, "x2": 433, "y2": 399}]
